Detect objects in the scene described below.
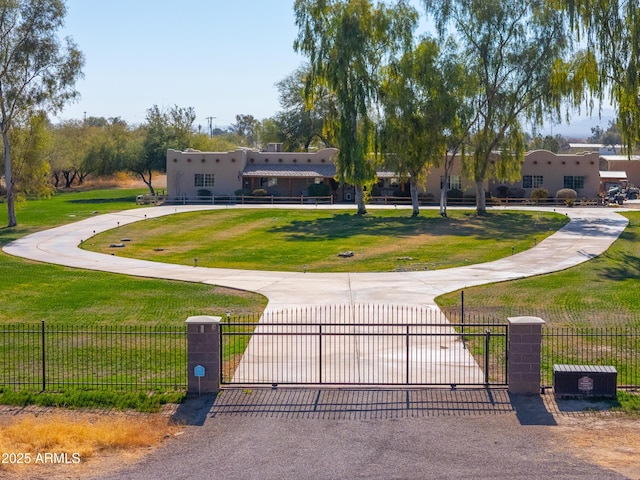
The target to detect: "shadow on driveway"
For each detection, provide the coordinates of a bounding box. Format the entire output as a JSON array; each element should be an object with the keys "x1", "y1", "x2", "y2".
[{"x1": 174, "y1": 387, "x2": 521, "y2": 420}]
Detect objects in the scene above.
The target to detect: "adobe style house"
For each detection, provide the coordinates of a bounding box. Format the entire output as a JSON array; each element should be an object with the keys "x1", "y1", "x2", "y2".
[
  {"x1": 166, "y1": 143, "x2": 481, "y2": 202},
  {"x1": 166, "y1": 144, "x2": 638, "y2": 202},
  {"x1": 166, "y1": 145, "x2": 345, "y2": 200}
]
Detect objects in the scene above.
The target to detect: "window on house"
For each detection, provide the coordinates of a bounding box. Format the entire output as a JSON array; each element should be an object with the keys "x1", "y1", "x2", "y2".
[
  {"x1": 194, "y1": 173, "x2": 215, "y2": 187},
  {"x1": 260, "y1": 177, "x2": 277, "y2": 187},
  {"x1": 440, "y1": 175, "x2": 461, "y2": 190},
  {"x1": 563, "y1": 176, "x2": 585, "y2": 190},
  {"x1": 522, "y1": 175, "x2": 544, "y2": 188}
]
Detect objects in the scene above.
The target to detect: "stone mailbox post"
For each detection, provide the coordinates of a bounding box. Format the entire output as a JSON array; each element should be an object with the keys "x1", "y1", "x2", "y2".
[
  {"x1": 507, "y1": 316, "x2": 545, "y2": 395},
  {"x1": 185, "y1": 315, "x2": 221, "y2": 394}
]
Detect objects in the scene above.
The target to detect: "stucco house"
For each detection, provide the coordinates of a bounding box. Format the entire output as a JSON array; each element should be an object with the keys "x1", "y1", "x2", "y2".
[
  {"x1": 167, "y1": 145, "x2": 344, "y2": 200},
  {"x1": 166, "y1": 144, "x2": 637, "y2": 203}
]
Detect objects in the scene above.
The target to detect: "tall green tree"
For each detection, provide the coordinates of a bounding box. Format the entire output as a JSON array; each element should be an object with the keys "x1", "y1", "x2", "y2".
[
  {"x1": 275, "y1": 65, "x2": 336, "y2": 151},
  {"x1": 380, "y1": 37, "x2": 468, "y2": 216},
  {"x1": 294, "y1": 0, "x2": 417, "y2": 214},
  {"x1": 230, "y1": 114, "x2": 260, "y2": 147},
  {"x1": 8, "y1": 111, "x2": 53, "y2": 198},
  {"x1": 83, "y1": 118, "x2": 136, "y2": 179},
  {"x1": 0, "y1": 0, "x2": 83, "y2": 227},
  {"x1": 135, "y1": 105, "x2": 195, "y2": 194},
  {"x1": 424, "y1": 0, "x2": 571, "y2": 214},
  {"x1": 550, "y1": 0, "x2": 640, "y2": 152},
  {"x1": 50, "y1": 119, "x2": 89, "y2": 188}
]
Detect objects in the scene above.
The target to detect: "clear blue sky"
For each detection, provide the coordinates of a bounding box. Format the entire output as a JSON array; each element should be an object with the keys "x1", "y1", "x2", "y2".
[
  {"x1": 57, "y1": 0, "x2": 613, "y2": 138},
  {"x1": 57, "y1": 0, "x2": 307, "y2": 130}
]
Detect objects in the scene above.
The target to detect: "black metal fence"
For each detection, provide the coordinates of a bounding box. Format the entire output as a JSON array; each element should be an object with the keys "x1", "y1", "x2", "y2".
[
  {"x1": 221, "y1": 306, "x2": 508, "y2": 387},
  {"x1": 542, "y1": 326, "x2": 640, "y2": 389},
  {"x1": 0, "y1": 322, "x2": 187, "y2": 392},
  {"x1": 3, "y1": 316, "x2": 638, "y2": 394}
]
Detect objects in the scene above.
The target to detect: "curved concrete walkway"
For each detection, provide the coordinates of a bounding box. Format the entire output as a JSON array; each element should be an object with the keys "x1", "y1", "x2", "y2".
[{"x1": 3, "y1": 204, "x2": 629, "y2": 312}]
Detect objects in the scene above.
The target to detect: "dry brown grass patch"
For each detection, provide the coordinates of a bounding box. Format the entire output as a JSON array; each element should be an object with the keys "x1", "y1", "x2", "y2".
[{"x1": 0, "y1": 411, "x2": 182, "y2": 478}]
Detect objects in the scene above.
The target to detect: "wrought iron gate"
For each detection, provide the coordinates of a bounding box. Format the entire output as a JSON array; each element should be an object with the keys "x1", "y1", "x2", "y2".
[{"x1": 220, "y1": 306, "x2": 507, "y2": 387}]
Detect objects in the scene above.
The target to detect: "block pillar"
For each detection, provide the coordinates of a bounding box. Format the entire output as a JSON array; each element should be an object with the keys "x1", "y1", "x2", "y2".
[
  {"x1": 507, "y1": 316, "x2": 545, "y2": 395},
  {"x1": 185, "y1": 315, "x2": 221, "y2": 394}
]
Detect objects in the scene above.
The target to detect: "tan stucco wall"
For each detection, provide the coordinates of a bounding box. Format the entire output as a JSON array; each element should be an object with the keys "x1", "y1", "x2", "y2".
[
  {"x1": 605, "y1": 159, "x2": 640, "y2": 188},
  {"x1": 489, "y1": 150, "x2": 601, "y2": 198},
  {"x1": 166, "y1": 148, "x2": 247, "y2": 197},
  {"x1": 167, "y1": 147, "x2": 339, "y2": 198},
  {"x1": 166, "y1": 148, "x2": 604, "y2": 201}
]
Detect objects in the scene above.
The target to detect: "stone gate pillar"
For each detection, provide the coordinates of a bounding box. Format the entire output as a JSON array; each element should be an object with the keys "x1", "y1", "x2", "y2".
[
  {"x1": 185, "y1": 315, "x2": 221, "y2": 394},
  {"x1": 507, "y1": 316, "x2": 545, "y2": 395}
]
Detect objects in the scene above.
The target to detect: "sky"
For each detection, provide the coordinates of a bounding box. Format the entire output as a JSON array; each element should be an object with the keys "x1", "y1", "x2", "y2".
[
  {"x1": 56, "y1": 0, "x2": 614, "y2": 138},
  {"x1": 57, "y1": 0, "x2": 307, "y2": 131}
]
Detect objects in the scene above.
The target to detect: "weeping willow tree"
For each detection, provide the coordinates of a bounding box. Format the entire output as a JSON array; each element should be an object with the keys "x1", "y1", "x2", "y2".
[
  {"x1": 549, "y1": 0, "x2": 640, "y2": 153},
  {"x1": 294, "y1": 0, "x2": 417, "y2": 214},
  {"x1": 380, "y1": 38, "x2": 468, "y2": 216},
  {"x1": 424, "y1": 0, "x2": 572, "y2": 214}
]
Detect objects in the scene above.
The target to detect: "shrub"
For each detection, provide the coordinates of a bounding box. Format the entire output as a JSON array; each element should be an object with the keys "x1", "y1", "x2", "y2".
[
  {"x1": 507, "y1": 187, "x2": 525, "y2": 198},
  {"x1": 531, "y1": 188, "x2": 549, "y2": 202},
  {"x1": 496, "y1": 185, "x2": 509, "y2": 198},
  {"x1": 556, "y1": 188, "x2": 577, "y2": 199},
  {"x1": 197, "y1": 189, "x2": 211, "y2": 197},
  {"x1": 251, "y1": 188, "x2": 268, "y2": 196},
  {"x1": 234, "y1": 188, "x2": 251, "y2": 196},
  {"x1": 496, "y1": 185, "x2": 527, "y2": 198},
  {"x1": 308, "y1": 182, "x2": 330, "y2": 196}
]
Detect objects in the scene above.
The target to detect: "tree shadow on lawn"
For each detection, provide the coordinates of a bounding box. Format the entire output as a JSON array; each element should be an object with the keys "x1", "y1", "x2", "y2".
[
  {"x1": 597, "y1": 251, "x2": 640, "y2": 281},
  {"x1": 67, "y1": 195, "x2": 139, "y2": 204},
  {"x1": 0, "y1": 225, "x2": 30, "y2": 247},
  {"x1": 269, "y1": 211, "x2": 563, "y2": 241}
]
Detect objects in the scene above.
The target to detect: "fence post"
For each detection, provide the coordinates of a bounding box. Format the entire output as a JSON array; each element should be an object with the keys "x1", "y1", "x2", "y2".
[
  {"x1": 185, "y1": 315, "x2": 222, "y2": 395},
  {"x1": 41, "y1": 320, "x2": 46, "y2": 392},
  {"x1": 484, "y1": 329, "x2": 490, "y2": 385},
  {"x1": 507, "y1": 316, "x2": 545, "y2": 395}
]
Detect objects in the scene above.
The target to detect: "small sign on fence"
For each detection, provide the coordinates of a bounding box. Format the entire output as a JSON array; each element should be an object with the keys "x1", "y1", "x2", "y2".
[
  {"x1": 577, "y1": 375, "x2": 594, "y2": 392},
  {"x1": 194, "y1": 365, "x2": 205, "y2": 396}
]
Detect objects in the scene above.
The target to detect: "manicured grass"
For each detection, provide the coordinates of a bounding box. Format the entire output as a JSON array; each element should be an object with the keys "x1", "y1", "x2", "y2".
[
  {"x1": 0, "y1": 189, "x2": 267, "y2": 325},
  {"x1": 437, "y1": 211, "x2": 640, "y2": 327},
  {"x1": 84, "y1": 209, "x2": 568, "y2": 272},
  {"x1": 0, "y1": 389, "x2": 185, "y2": 413}
]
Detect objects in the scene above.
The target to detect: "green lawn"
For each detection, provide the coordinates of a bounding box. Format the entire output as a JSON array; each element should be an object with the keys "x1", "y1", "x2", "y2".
[
  {"x1": 437, "y1": 211, "x2": 640, "y2": 327},
  {"x1": 83, "y1": 208, "x2": 568, "y2": 272},
  {"x1": 0, "y1": 190, "x2": 267, "y2": 326}
]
